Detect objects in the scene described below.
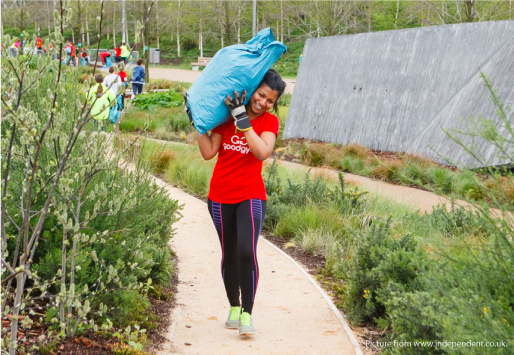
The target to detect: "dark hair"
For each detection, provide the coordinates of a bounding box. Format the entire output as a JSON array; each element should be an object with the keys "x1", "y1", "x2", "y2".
[
  {"x1": 109, "y1": 66, "x2": 115, "y2": 73},
  {"x1": 94, "y1": 74, "x2": 104, "y2": 98},
  {"x1": 137, "y1": 58, "x2": 143, "y2": 66},
  {"x1": 258, "y1": 69, "x2": 286, "y2": 112}
]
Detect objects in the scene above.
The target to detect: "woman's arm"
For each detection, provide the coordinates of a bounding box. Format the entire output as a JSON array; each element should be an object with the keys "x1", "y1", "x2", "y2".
[
  {"x1": 243, "y1": 130, "x2": 276, "y2": 161},
  {"x1": 197, "y1": 132, "x2": 222, "y2": 160}
]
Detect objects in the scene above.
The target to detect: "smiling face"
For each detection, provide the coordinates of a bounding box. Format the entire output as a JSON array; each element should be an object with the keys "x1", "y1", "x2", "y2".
[{"x1": 247, "y1": 84, "x2": 279, "y2": 118}]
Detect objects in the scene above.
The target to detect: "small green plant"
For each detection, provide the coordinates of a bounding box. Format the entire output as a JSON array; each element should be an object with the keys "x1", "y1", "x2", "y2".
[{"x1": 132, "y1": 89, "x2": 183, "y2": 110}]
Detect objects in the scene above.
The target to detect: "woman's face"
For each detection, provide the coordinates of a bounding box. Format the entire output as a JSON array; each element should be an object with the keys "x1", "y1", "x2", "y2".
[{"x1": 248, "y1": 84, "x2": 279, "y2": 116}]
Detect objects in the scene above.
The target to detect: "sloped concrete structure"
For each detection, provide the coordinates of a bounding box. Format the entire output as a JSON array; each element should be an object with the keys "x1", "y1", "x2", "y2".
[{"x1": 283, "y1": 21, "x2": 514, "y2": 168}]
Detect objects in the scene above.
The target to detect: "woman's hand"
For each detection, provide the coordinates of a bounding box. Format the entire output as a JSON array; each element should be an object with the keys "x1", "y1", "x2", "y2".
[{"x1": 224, "y1": 91, "x2": 252, "y2": 133}]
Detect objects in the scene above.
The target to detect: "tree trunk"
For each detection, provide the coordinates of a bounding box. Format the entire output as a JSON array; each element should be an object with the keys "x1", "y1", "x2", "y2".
[
  {"x1": 368, "y1": 2, "x2": 372, "y2": 32},
  {"x1": 122, "y1": 0, "x2": 126, "y2": 42},
  {"x1": 72, "y1": 27, "x2": 75, "y2": 43},
  {"x1": 464, "y1": 0, "x2": 476, "y2": 22},
  {"x1": 199, "y1": 14, "x2": 203, "y2": 56},
  {"x1": 280, "y1": 0, "x2": 284, "y2": 42},
  {"x1": 80, "y1": 21, "x2": 86, "y2": 44},
  {"x1": 156, "y1": 0, "x2": 160, "y2": 48},
  {"x1": 86, "y1": 13, "x2": 90, "y2": 46},
  {"x1": 220, "y1": 20, "x2": 224, "y2": 48},
  {"x1": 113, "y1": 4, "x2": 116, "y2": 47},
  {"x1": 395, "y1": 0, "x2": 400, "y2": 28},
  {"x1": 47, "y1": 1, "x2": 52, "y2": 35},
  {"x1": 144, "y1": 16, "x2": 150, "y2": 82},
  {"x1": 59, "y1": 226, "x2": 68, "y2": 334},
  {"x1": 176, "y1": 0, "x2": 181, "y2": 57},
  {"x1": 237, "y1": 6, "x2": 241, "y2": 44},
  {"x1": 224, "y1": 0, "x2": 231, "y2": 46},
  {"x1": 9, "y1": 273, "x2": 25, "y2": 355}
]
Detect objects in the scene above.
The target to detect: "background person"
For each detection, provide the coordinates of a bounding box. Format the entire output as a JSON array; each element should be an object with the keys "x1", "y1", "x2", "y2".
[
  {"x1": 99, "y1": 51, "x2": 111, "y2": 66},
  {"x1": 81, "y1": 48, "x2": 92, "y2": 65},
  {"x1": 104, "y1": 66, "x2": 123, "y2": 97},
  {"x1": 87, "y1": 74, "x2": 116, "y2": 131},
  {"x1": 120, "y1": 41, "x2": 130, "y2": 63},
  {"x1": 185, "y1": 69, "x2": 286, "y2": 337},
  {"x1": 117, "y1": 65, "x2": 128, "y2": 108},
  {"x1": 114, "y1": 44, "x2": 122, "y2": 63},
  {"x1": 130, "y1": 58, "x2": 145, "y2": 97}
]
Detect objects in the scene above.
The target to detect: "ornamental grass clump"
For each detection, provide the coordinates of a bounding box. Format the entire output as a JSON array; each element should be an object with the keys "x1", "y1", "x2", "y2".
[{"x1": 151, "y1": 150, "x2": 176, "y2": 174}]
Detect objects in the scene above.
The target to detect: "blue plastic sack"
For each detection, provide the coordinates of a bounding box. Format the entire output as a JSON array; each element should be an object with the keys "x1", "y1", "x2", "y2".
[
  {"x1": 109, "y1": 96, "x2": 124, "y2": 124},
  {"x1": 186, "y1": 28, "x2": 287, "y2": 135}
]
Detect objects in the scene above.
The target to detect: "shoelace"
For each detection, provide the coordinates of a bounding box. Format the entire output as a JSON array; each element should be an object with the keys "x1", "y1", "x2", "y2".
[
  {"x1": 229, "y1": 307, "x2": 241, "y2": 320},
  {"x1": 240, "y1": 312, "x2": 251, "y2": 326}
]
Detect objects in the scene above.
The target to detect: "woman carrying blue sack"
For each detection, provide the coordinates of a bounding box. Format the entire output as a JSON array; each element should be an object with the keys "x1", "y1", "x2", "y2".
[{"x1": 183, "y1": 69, "x2": 286, "y2": 337}]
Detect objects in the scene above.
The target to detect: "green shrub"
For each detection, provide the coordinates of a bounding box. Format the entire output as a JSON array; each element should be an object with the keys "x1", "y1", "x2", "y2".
[
  {"x1": 278, "y1": 93, "x2": 292, "y2": 106},
  {"x1": 131, "y1": 89, "x2": 183, "y2": 110},
  {"x1": 334, "y1": 218, "x2": 430, "y2": 324},
  {"x1": 425, "y1": 204, "x2": 488, "y2": 238},
  {"x1": 94, "y1": 290, "x2": 151, "y2": 327},
  {"x1": 453, "y1": 170, "x2": 486, "y2": 200},
  {"x1": 382, "y1": 291, "x2": 447, "y2": 355}
]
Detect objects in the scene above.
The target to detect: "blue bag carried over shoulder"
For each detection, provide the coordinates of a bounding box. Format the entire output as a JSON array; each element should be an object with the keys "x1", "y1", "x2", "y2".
[{"x1": 186, "y1": 28, "x2": 287, "y2": 135}]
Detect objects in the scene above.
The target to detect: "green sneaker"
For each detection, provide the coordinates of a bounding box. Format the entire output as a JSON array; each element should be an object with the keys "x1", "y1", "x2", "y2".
[
  {"x1": 225, "y1": 306, "x2": 241, "y2": 329},
  {"x1": 239, "y1": 311, "x2": 255, "y2": 336}
]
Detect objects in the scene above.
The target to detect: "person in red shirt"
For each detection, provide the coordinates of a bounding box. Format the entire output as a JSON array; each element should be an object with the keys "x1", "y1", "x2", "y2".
[
  {"x1": 114, "y1": 44, "x2": 122, "y2": 63},
  {"x1": 66, "y1": 42, "x2": 76, "y2": 67},
  {"x1": 116, "y1": 66, "x2": 128, "y2": 108},
  {"x1": 100, "y1": 51, "x2": 111, "y2": 64},
  {"x1": 184, "y1": 69, "x2": 286, "y2": 337}
]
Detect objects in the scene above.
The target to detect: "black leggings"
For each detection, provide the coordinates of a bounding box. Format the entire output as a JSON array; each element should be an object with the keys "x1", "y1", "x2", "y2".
[{"x1": 208, "y1": 198, "x2": 266, "y2": 315}]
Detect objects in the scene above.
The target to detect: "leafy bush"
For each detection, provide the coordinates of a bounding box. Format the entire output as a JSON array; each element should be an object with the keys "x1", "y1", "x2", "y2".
[
  {"x1": 132, "y1": 89, "x2": 183, "y2": 110},
  {"x1": 2, "y1": 32, "x2": 181, "y2": 348},
  {"x1": 94, "y1": 290, "x2": 151, "y2": 327},
  {"x1": 333, "y1": 218, "x2": 430, "y2": 324}
]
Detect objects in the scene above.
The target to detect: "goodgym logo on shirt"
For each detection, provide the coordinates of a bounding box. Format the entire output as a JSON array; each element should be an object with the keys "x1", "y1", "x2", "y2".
[{"x1": 223, "y1": 135, "x2": 251, "y2": 155}]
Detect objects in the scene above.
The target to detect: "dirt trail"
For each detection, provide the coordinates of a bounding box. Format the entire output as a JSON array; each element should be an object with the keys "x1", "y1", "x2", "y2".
[
  {"x1": 149, "y1": 177, "x2": 361, "y2": 355},
  {"x1": 149, "y1": 67, "x2": 296, "y2": 94}
]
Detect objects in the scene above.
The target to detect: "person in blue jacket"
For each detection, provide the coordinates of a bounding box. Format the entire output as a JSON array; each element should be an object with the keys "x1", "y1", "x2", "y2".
[{"x1": 130, "y1": 58, "x2": 145, "y2": 97}]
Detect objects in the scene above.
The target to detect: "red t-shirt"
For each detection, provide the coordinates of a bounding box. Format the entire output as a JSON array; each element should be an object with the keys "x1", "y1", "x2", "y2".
[
  {"x1": 115, "y1": 47, "x2": 121, "y2": 57},
  {"x1": 100, "y1": 52, "x2": 110, "y2": 62},
  {"x1": 208, "y1": 112, "x2": 280, "y2": 204},
  {"x1": 118, "y1": 70, "x2": 127, "y2": 82}
]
